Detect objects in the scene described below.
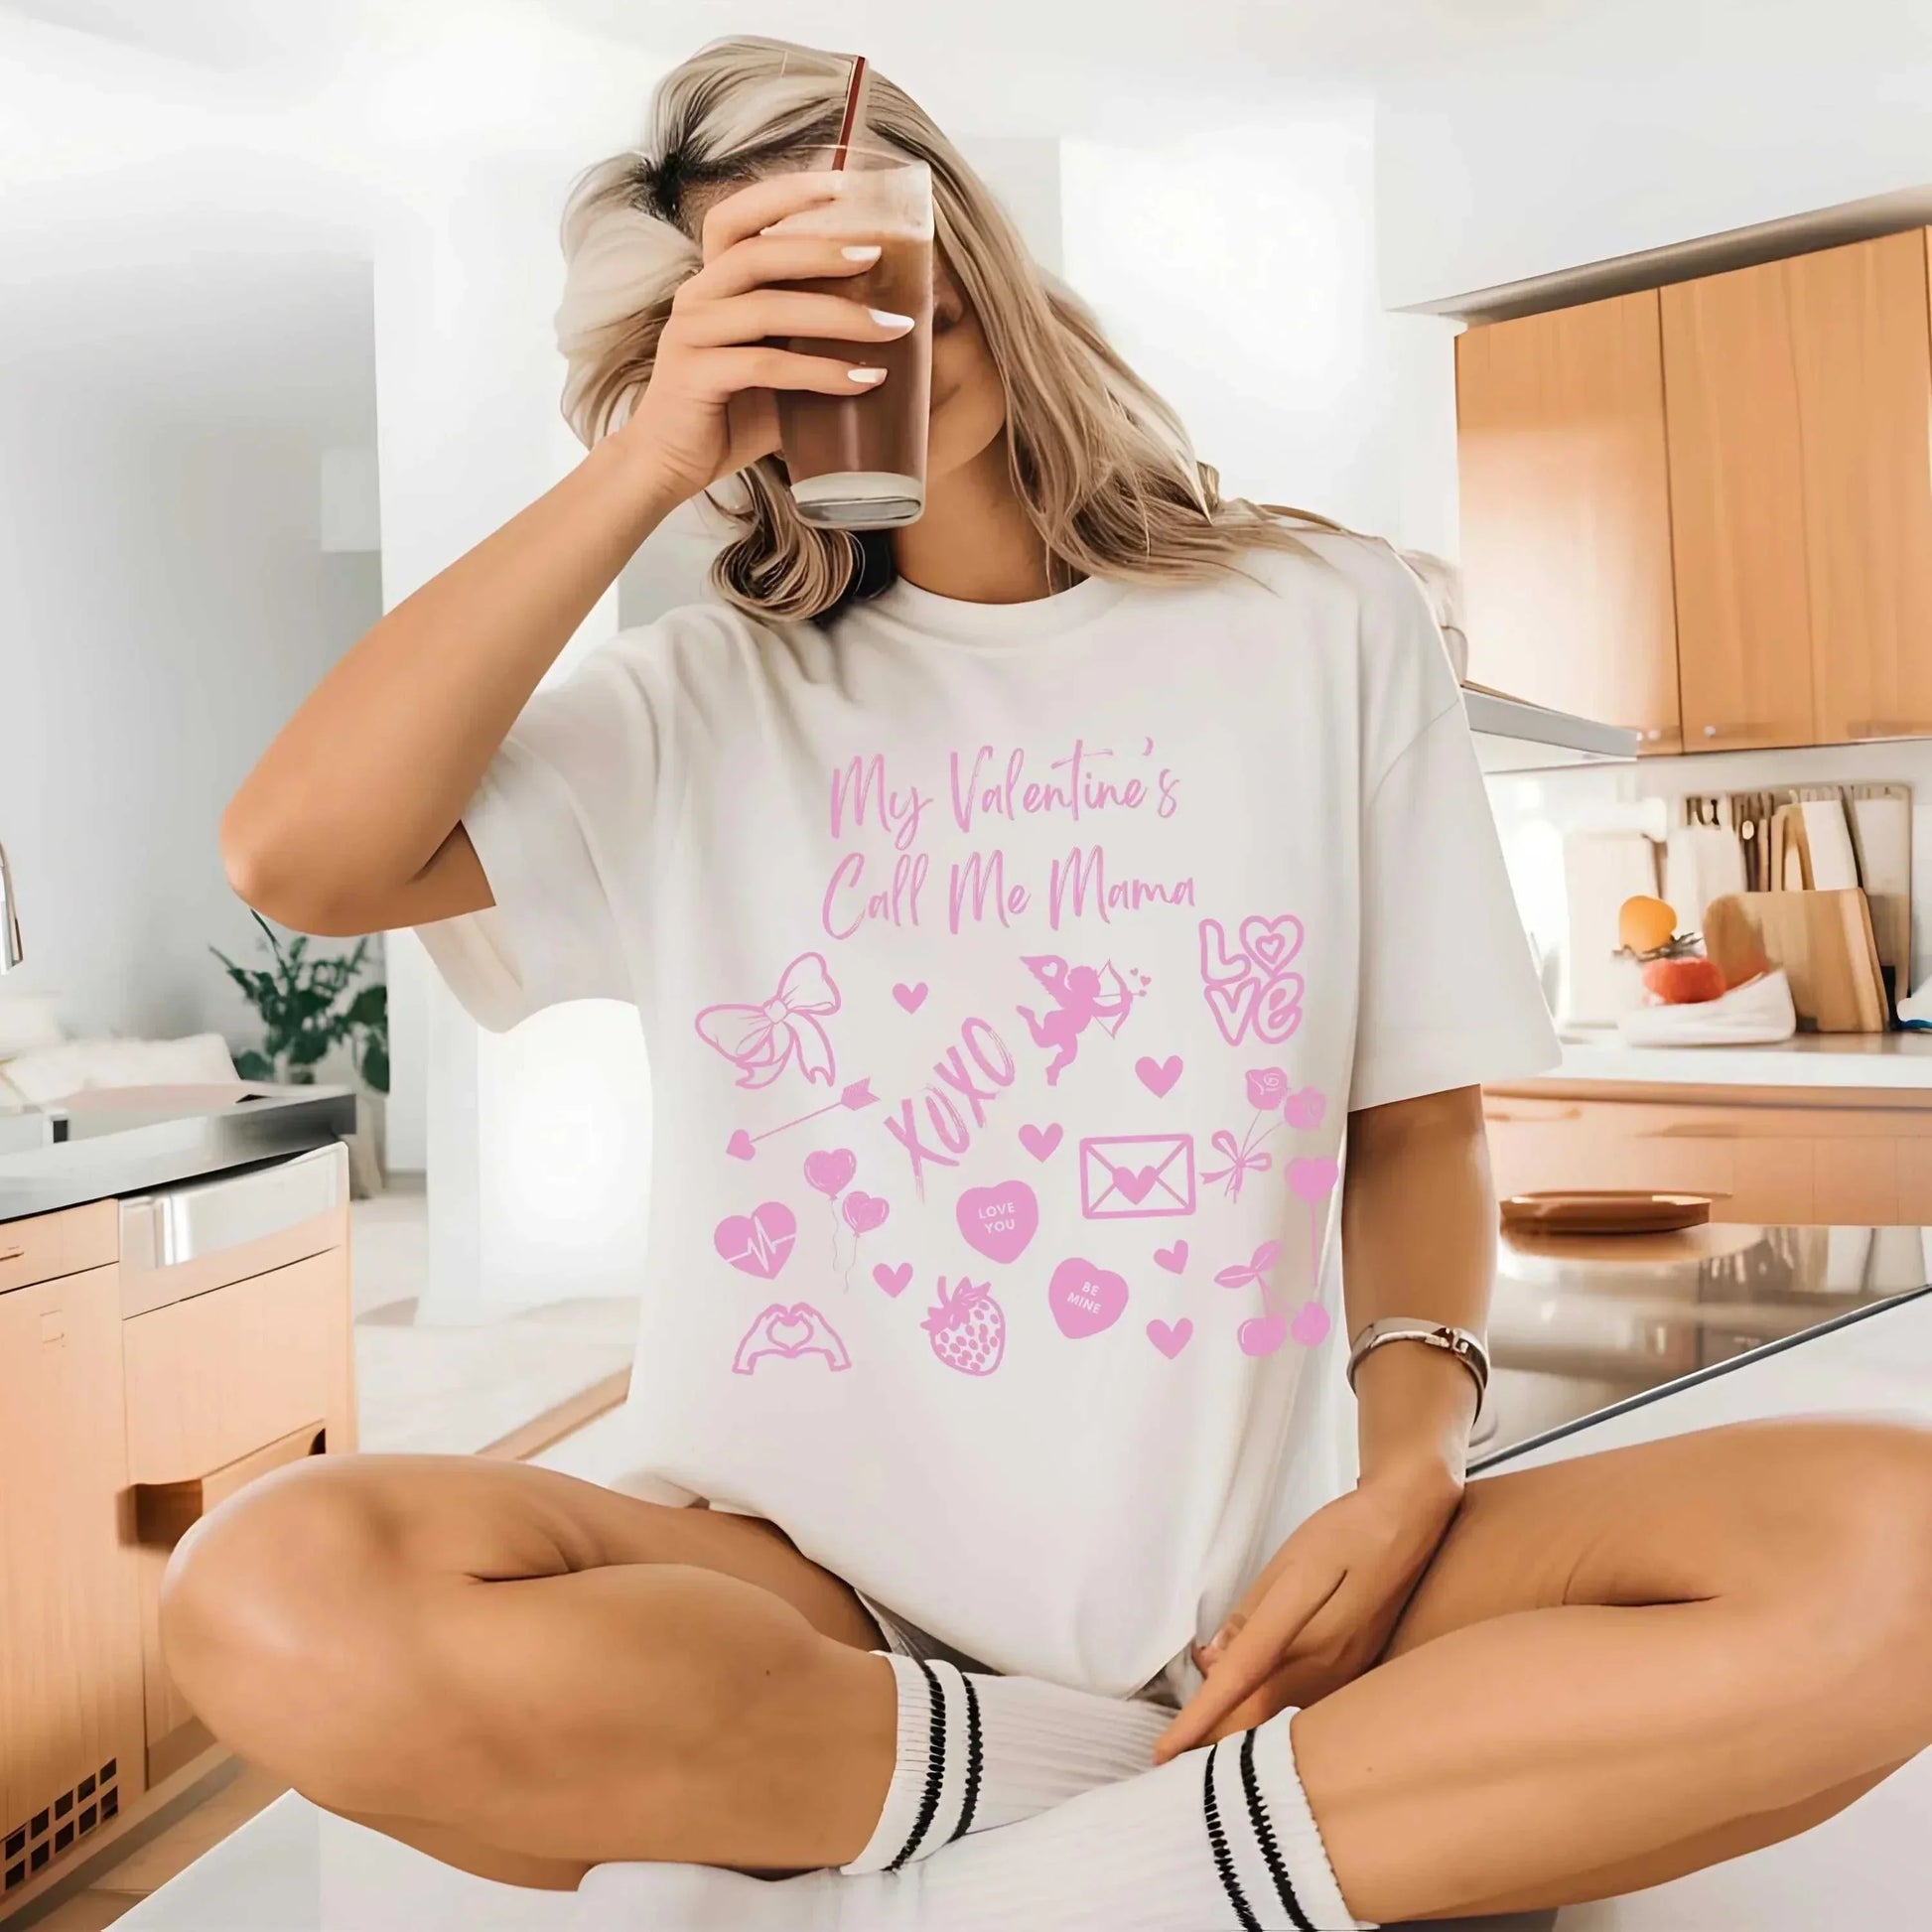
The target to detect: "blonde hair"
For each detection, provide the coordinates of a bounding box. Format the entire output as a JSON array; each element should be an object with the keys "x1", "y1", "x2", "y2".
[{"x1": 555, "y1": 36, "x2": 1312, "y2": 622}]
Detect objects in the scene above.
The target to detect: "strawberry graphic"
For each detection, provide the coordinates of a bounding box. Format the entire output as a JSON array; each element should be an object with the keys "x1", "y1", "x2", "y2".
[{"x1": 921, "y1": 1276, "x2": 1007, "y2": 1376}]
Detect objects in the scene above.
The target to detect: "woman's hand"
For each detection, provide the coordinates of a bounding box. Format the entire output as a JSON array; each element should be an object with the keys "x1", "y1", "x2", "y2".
[
  {"x1": 619, "y1": 172, "x2": 915, "y2": 501},
  {"x1": 1153, "y1": 1457, "x2": 1463, "y2": 1762}
]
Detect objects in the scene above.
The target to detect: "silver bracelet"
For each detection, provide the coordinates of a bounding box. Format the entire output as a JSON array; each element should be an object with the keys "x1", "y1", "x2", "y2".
[{"x1": 1346, "y1": 1319, "x2": 1491, "y2": 1413}]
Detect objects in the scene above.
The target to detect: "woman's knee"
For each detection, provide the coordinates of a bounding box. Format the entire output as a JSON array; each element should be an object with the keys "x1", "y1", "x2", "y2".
[{"x1": 160, "y1": 1456, "x2": 453, "y2": 1811}]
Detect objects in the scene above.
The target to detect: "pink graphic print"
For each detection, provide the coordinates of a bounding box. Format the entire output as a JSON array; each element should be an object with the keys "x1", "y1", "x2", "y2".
[
  {"x1": 797, "y1": 1148, "x2": 894, "y2": 1285},
  {"x1": 893, "y1": 981, "x2": 929, "y2": 1014},
  {"x1": 956, "y1": 1181, "x2": 1039, "y2": 1265},
  {"x1": 1198, "y1": 916, "x2": 1305, "y2": 1047},
  {"x1": 1282, "y1": 1086, "x2": 1327, "y2": 1131},
  {"x1": 1018, "y1": 1122, "x2": 1062, "y2": 1163},
  {"x1": 803, "y1": 1149, "x2": 857, "y2": 1197},
  {"x1": 1048, "y1": 1257, "x2": 1130, "y2": 1339},
  {"x1": 696, "y1": 952, "x2": 843, "y2": 1091},
  {"x1": 1016, "y1": 954, "x2": 1138, "y2": 1087},
  {"x1": 1246, "y1": 1067, "x2": 1289, "y2": 1108},
  {"x1": 1204, "y1": 1064, "x2": 1298, "y2": 1202},
  {"x1": 1146, "y1": 1317, "x2": 1193, "y2": 1359},
  {"x1": 727, "y1": 1080, "x2": 879, "y2": 1163},
  {"x1": 1078, "y1": 1134, "x2": 1195, "y2": 1219},
  {"x1": 844, "y1": 1192, "x2": 891, "y2": 1234},
  {"x1": 732, "y1": 1303, "x2": 851, "y2": 1374},
  {"x1": 1286, "y1": 1156, "x2": 1341, "y2": 1280},
  {"x1": 873, "y1": 1260, "x2": 913, "y2": 1299},
  {"x1": 1290, "y1": 1302, "x2": 1332, "y2": 1347},
  {"x1": 1135, "y1": 1054, "x2": 1183, "y2": 1098},
  {"x1": 714, "y1": 1202, "x2": 796, "y2": 1280},
  {"x1": 1216, "y1": 1241, "x2": 1285, "y2": 1357},
  {"x1": 922, "y1": 1277, "x2": 1007, "y2": 1375},
  {"x1": 1154, "y1": 1240, "x2": 1188, "y2": 1274}
]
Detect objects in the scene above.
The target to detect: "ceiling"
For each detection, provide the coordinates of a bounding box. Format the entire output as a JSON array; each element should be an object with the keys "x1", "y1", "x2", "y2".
[{"x1": 4, "y1": 0, "x2": 1912, "y2": 134}]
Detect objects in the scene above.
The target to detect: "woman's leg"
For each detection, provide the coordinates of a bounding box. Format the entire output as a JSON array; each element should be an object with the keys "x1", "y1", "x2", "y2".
[
  {"x1": 1293, "y1": 1418, "x2": 1932, "y2": 1924},
  {"x1": 160, "y1": 1453, "x2": 897, "y2": 1889}
]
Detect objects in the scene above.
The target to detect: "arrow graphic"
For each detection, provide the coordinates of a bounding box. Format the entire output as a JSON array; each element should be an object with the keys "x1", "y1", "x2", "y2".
[{"x1": 728, "y1": 1080, "x2": 878, "y2": 1161}]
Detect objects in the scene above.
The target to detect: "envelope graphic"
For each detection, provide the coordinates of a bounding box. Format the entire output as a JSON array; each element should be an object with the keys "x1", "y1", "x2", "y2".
[{"x1": 1078, "y1": 1134, "x2": 1196, "y2": 1220}]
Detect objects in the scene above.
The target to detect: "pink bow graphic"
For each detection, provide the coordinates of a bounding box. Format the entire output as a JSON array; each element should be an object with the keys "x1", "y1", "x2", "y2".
[
  {"x1": 1201, "y1": 1128, "x2": 1272, "y2": 1200},
  {"x1": 695, "y1": 952, "x2": 842, "y2": 1090}
]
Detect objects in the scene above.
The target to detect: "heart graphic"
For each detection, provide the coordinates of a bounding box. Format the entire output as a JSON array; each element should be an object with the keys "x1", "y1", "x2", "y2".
[
  {"x1": 893, "y1": 982, "x2": 929, "y2": 1014},
  {"x1": 1282, "y1": 1086, "x2": 1326, "y2": 1131},
  {"x1": 1238, "y1": 1313, "x2": 1288, "y2": 1356},
  {"x1": 1018, "y1": 1122, "x2": 1063, "y2": 1162},
  {"x1": 1154, "y1": 1241, "x2": 1189, "y2": 1274},
  {"x1": 713, "y1": 1202, "x2": 796, "y2": 1280},
  {"x1": 1286, "y1": 1156, "x2": 1340, "y2": 1206},
  {"x1": 766, "y1": 1309, "x2": 814, "y2": 1352},
  {"x1": 956, "y1": 1182, "x2": 1039, "y2": 1265},
  {"x1": 1239, "y1": 914, "x2": 1304, "y2": 975},
  {"x1": 873, "y1": 1261, "x2": 913, "y2": 1299},
  {"x1": 843, "y1": 1190, "x2": 891, "y2": 1234},
  {"x1": 1048, "y1": 1258, "x2": 1129, "y2": 1339},
  {"x1": 726, "y1": 1130, "x2": 756, "y2": 1162},
  {"x1": 1113, "y1": 1167, "x2": 1163, "y2": 1205},
  {"x1": 1147, "y1": 1317, "x2": 1193, "y2": 1359},
  {"x1": 1136, "y1": 1054, "x2": 1183, "y2": 1098},
  {"x1": 1289, "y1": 1301, "x2": 1332, "y2": 1347},
  {"x1": 803, "y1": 1148, "x2": 857, "y2": 1197}
]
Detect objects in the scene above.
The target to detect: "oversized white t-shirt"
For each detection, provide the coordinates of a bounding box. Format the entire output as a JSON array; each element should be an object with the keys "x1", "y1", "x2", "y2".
[{"x1": 419, "y1": 531, "x2": 1558, "y2": 1697}]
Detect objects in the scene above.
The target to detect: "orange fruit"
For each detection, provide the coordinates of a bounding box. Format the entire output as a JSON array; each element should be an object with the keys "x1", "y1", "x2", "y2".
[
  {"x1": 1619, "y1": 895, "x2": 1678, "y2": 955},
  {"x1": 1642, "y1": 957, "x2": 1726, "y2": 1005}
]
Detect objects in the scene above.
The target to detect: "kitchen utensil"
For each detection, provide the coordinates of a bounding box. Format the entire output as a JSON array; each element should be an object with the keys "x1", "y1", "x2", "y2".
[
  {"x1": 1711, "y1": 890, "x2": 1888, "y2": 1032},
  {"x1": 1500, "y1": 1190, "x2": 1715, "y2": 1235},
  {"x1": 1702, "y1": 894, "x2": 1774, "y2": 989},
  {"x1": 1847, "y1": 788, "x2": 1912, "y2": 1000},
  {"x1": 1561, "y1": 831, "x2": 1658, "y2": 1026},
  {"x1": 1799, "y1": 797, "x2": 1859, "y2": 890},
  {"x1": 1771, "y1": 805, "x2": 1812, "y2": 889}
]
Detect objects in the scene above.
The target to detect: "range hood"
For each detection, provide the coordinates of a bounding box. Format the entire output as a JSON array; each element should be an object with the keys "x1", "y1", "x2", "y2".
[{"x1": 1461, "y1": 685, "x2": 1638, "y2": 772}]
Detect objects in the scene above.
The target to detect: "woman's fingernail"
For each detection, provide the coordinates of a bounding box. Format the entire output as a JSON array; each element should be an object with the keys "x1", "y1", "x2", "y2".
[
  {"x1": 841, "y1": 243, "x2": 883, "y2": 261},
  {"x1": 870, "y1": 308, "x2": 914, "y2": 332},
  {"x1": 847, "y1": 366, "x2": 888, "y2": 385}
]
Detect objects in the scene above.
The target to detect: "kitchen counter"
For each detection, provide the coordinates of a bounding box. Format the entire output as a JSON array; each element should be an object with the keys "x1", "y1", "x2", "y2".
[
  {"x1": 1528, "y1": 1030, "x2": 1932, "y2": 1094},
  {"x1": 0, "y1": 1084, "x2": 355, "y2": 1224}
]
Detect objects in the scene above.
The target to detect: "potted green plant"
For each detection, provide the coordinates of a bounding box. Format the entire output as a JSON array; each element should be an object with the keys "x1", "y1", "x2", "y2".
[{"x1": 213, "y1": 911, "x2": 388, "y2": 1189}]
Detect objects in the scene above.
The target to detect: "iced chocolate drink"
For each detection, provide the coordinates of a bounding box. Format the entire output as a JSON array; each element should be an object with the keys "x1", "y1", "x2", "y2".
[{"x1": 769, "y1": 151, "x2": 933, "y2": 530}]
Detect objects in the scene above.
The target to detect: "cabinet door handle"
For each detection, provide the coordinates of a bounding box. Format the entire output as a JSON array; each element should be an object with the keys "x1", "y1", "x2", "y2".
[
  {"x1": 132, "y1": 1421, "x2": 327, "y2": 1547},
  {"x1": 1483, "y1": 1105, "x2": 1584, "y2": 1125},
  {"x1": 0, "y1": 1247, "x2": 22, "y2": 1264}
]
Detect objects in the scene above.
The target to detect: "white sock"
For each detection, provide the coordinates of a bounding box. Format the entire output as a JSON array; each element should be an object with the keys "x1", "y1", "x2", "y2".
[
  {"x1": 841, "y1": 1653, "x2": 1171, "y2": 1871},
  {"x1": 576, "y1": 1707, "x2": 1375, "y2": 1932}
]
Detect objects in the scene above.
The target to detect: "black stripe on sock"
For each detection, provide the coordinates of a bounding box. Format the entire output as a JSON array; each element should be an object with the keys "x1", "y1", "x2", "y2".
[
  {"x1": 1240, "y1": 1726, "x2": 1316, "y2": 1932},
  {"x1": 946, "y1": 1671, "x2": 984, "y2": 1843},
  {"x1": 885, "y1": 1658, "x2": 948, "y2": 1871},
  {"x1": 1202, "y1": 1741, "x2": 1263, "y2": 1931}
]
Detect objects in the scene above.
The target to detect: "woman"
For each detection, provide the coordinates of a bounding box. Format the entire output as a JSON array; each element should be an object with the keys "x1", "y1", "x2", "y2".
[{"x1": 166, "y1": 36, "x2": 1932, "y2": 1930}]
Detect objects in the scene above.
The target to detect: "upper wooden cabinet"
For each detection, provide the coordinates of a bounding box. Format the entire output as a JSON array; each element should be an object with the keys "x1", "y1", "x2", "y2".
[
  {"x1": 1456, "y1": 291, "x2": 1683, "y2": 752},
  {"x1": 1458, "y1": 227, "x2": 1932, "y2": 756},
  {"x1": 1786, "y1": 230, "x2": 1932, "y2": 745},
  {"x1": 1660, "y1": 257, "x2": 1818, "y2": 750}
]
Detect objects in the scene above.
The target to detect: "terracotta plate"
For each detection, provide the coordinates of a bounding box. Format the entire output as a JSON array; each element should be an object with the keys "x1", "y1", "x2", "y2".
[{"x1": 1499, "y1": 1190, "x2": 1716, "y2": 1236}]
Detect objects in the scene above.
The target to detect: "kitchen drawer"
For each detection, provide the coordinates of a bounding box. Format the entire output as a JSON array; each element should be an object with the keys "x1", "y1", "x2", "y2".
[{"x1": 0, "y1": 1199, "x2": 117, "y2": 1297}]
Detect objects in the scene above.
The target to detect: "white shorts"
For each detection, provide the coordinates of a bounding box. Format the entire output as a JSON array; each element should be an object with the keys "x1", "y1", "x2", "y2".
[{"x1": 855, "y1": 1591, "x2": 1203, "y2": 1711}]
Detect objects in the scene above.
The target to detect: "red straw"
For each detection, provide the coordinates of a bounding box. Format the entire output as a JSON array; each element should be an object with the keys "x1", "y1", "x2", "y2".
[{"x1": 832, "y1": 56, "x2": 868, "y2": 170}]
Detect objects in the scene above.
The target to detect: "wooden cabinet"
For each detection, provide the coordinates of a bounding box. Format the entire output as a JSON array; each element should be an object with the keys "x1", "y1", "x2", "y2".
[
  {"x1": 1788, "y1": 230, "x2": 1932, "y2": 745},
  {"x1": 1, "y1": 1263, "x2": 145, "y2": 1907},
  {"x1": 1484, "y1": 1087, "x2": 1932, "y2": 1225},
  {"x1": 1660, "y1": 258, "x2": 1818, "y2": 750},
  {"x1": 1460, "y1": 227, "x2": 1932, "y2": 754},
  {"x1": 1455, "y1": 291, "x2": 1684, "y2": 751}
]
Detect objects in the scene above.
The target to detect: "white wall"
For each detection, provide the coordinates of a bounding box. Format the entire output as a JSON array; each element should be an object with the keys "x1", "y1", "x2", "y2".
[
  {"x1": 1062, "y1": 109, "x2": 1458, "y2": 553},
  {"x1": 1378, "y1": 35, "x2": 1932, "y2": 308}
]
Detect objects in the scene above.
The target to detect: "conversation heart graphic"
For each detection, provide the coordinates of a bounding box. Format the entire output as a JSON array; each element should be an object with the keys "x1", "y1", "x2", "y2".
[
  {"x1": 803, "y1": 1148, "x2": 857, "y2": 1198},
  {"x1": 1135, "y1": 1054, "x2": 1183, "y2": 1097},
  {"x1": 956, "y1": 1180, "x2": 1039, "y2": 1265},
  {"x1": 1154, "y1": 1240, "x2": 1188, "y2": 1274},
  {"x1": 893, "y1": 981, "x2": 929, "y2": 1014},
  {"x1": 1238, "y1": 1313, "x2": 1288, "y2": 1357},
  {"x1": 873, "y1": 1261, "x2": 913, "y2": 1299},
  {"x1": 1018, "y1": 1122, "x2": 1063, "y2": 1162},
  {"x1": 1048, "y1": 1257, "x2": 1129, "y2": 1339},
  {"x1": 1146, "y1": 1317, "x2": 1193, "y2": 1360},
  {"x1": 843, "y1": 1190, "x2": 891, "y2": 1234},
  {"x1": 1289, "y1": 1301, "x2": 1332, "y2": 1347},
  {"x1": 713, "y1": 1202, "x2": 796, "y2": 1280}
]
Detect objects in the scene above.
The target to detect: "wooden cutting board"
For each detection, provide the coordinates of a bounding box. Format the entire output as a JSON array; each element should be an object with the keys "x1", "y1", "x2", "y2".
[{"x1": 1703, "y1": 890, "x2": 1888, "y2": 1032}]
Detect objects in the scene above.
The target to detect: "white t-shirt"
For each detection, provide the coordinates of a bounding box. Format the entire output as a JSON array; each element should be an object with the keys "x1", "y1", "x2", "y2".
[{"x1": 419, "y1": 530, "x2": 1558, "y2": 1696}]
